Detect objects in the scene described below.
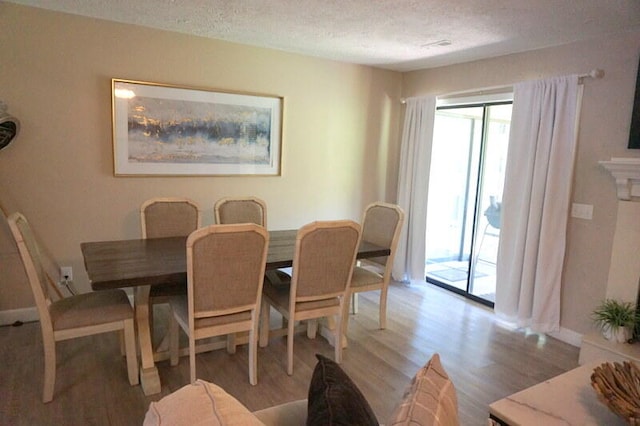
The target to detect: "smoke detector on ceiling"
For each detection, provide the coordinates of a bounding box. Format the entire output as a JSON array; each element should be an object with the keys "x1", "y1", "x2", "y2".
[{"x1": 0, "y1": 101, "x2": 20, "y2": 151}]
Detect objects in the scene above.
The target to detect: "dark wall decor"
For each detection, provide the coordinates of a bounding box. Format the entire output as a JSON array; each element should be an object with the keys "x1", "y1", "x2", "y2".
[
  {"x1": 629, "y1": 54, "x2": 640, "y2": 149},
  {"x1": 0, "y1": 101, "x2": 20, "y2": 151}
]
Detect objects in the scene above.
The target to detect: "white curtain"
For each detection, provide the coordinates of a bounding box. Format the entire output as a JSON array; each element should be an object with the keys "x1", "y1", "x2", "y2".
[
  {"x1": 495, "y1": 75, "x2": 581, "y2": 333},
  {"x1": 392, "y1": 96, "x2": 436, "y2": 282}
]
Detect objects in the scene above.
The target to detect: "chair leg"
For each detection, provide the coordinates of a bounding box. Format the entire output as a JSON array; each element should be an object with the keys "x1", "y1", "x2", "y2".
[
  {"x1": 226, "y1": 334, "x2": 237, "y2": 354},
  {"x1": 123, "y1": 318, "x2": 140, "y2": 385},
  {"x1": 42, "y1": 334, "x2": 56, "y2": 403},
  {"x1": 306, "y1": 319, "x2": 318, "y2": 339},
  {"x1": 379, "y1": 286, "x2": 388, "y2": 330},
  {"x1": 287, "y1": 318, "x2": 295, "y2": 376},
  {"x1": 351, "y1": 292, "x2": 358, "y2": 314},
  {"x1": 189, "y1": 338, "x2": 196, "y2": 384},
  {"x1": 169, "y1": 312, "x2": 180, "y2": 367},
  {"x1": 334, "y1": 313, "x2": 343, "y2": 364},
  {"x1": 259, "y1": 300, "x2": 270, "y2": 347},
  {"x1": 249, "y1": 321, "x2": 258, "y2": 385},
  {"x1": 341, "y1": 295, "x2": 351, "y2": 344}
]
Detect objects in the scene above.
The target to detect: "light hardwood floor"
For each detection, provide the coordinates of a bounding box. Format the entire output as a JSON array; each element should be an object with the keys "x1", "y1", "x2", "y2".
[{"x1": 0, "y1": 282, "x2": 579, "y2": 425}]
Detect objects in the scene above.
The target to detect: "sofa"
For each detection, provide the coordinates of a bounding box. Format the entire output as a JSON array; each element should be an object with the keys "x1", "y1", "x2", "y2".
[{"x1": 143, "y1": 353, "x2": 459, "y2": 425}]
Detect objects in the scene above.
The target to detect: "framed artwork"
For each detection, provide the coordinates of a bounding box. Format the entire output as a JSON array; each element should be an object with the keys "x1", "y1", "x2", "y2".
[{"x1": 112, "y1": 79, "x2": 283, "y2": 176}]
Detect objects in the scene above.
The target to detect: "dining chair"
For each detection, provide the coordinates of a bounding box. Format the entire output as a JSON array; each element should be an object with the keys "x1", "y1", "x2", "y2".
[
  {"x1": 214, "y1": 196, "x2": 267, "y2": 226},
  {"x1": 214, "y1": 195, "x2": 290, "y2": 326},
  {"x1": 345, "y1": 202, "x2": 404, "y2": 332},
  {"x1": 7, "y1": 212, "x2": 138, "y2": 403},
  {"x1": 140, "y1": 197, "x2": 201, "y2": 335},
  {"x1": 141, "y1": 197, "x2": 201, "y2": 240},
  {"x1": 168, "y1": 223, "x2": 269, "y2": 385},
  {"x1": 259, "y1": 220, "x2": 360, "y2": 375}
]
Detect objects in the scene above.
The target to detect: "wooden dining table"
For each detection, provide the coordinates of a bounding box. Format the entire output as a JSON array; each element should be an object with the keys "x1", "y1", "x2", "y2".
[{"x1": 81, "y1": 229, "x2": 389, "y2": 395}]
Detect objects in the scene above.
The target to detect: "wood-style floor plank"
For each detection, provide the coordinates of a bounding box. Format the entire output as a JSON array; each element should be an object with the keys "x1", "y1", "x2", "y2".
[{"x1": 0, "y1": 282, "x2": 579, "y2": 425}]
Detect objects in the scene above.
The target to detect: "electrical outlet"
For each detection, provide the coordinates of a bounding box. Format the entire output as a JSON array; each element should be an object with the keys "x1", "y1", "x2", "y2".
[{"x1": 60, "y1": 266, "x2": 73, "y2": 282}]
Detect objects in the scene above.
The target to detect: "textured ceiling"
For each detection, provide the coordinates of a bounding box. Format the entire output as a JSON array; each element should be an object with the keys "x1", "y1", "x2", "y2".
[{"x1": 7, "y1": 0, "x2": 640, "y2": 72}]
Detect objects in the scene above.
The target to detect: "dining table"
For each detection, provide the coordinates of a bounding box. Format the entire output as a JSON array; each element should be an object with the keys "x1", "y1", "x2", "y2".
[{"x1": 81, "y1": 229, "x2": 390, "y2": 396}]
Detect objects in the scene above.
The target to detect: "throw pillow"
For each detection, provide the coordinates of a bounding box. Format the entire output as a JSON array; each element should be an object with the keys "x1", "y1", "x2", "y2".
[
  {"x1": 143, "y1": 379, "x2": 264, "y2": 426},
  {"x1": 307, "y1": 353, "x2": 378, "y2": 426},
  {"x1": 387, "y1": 353, "x2": 459, "y2": 426}
]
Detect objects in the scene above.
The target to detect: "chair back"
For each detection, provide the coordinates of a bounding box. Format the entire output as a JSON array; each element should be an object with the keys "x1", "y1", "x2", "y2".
[
  {"x1": 360, "y1": 202, "x2": 404, "y2": 268},
  {"x1": 187, "y1": 223, "x2": 269, "y2": 323},
  {"x1": 141, "y1": 198, "x2": 200, "y2": 239},
  {"x1": 291, "y1": 220, "x2": 360, "y2": 303},
  {"x1": 214, "y1": 197, "x2": 267, "y2": 227},
  {"x1": 7, "y1": 212, "x2": 53, "y2": 330}
]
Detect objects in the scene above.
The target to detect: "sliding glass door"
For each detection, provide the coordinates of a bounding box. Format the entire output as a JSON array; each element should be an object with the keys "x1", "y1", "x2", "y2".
[{"x1": 425, "y1": 101, "x2": 511, "y2": 306}]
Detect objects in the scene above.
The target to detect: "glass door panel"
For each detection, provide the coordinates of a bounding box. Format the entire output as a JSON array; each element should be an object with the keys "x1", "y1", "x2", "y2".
[
  {"x1": 425, "y1": 102, "x2": 511, "y2": 306},
  {"x1": 468, "y1": 104, "x2": 511, "y2": 302},
  {"x1": 425, "y1": 106, "x2": 482, "y2": 292}
]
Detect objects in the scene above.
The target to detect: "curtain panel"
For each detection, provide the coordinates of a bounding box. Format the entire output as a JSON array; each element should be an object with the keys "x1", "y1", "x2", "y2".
[
  {"x1": 392, "y1": 96, "x2": 436, "y2": 283},
  {"x1": 495, "y1": 75, "x2": 580, "y2": 333}
]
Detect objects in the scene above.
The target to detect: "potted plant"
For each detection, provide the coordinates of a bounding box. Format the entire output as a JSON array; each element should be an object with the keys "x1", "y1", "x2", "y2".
[{"x1": 591, "y1": 299, "x2": 636, "y2": 343}]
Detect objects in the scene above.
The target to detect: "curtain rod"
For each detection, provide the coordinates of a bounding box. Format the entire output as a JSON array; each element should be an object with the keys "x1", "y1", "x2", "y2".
[{"x1": 400, "y1": 68, "x2": 605, "y2": 104}]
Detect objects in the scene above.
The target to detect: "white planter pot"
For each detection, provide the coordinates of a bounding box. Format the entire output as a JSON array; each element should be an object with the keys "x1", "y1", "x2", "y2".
[{"x1": 603, "y1": 326, "x2": 631, "y2": 343}]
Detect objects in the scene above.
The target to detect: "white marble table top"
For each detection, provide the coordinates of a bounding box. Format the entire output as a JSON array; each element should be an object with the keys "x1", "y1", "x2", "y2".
[{"x1": 489, "y1": 361, "x2": 627, "y2": 425}]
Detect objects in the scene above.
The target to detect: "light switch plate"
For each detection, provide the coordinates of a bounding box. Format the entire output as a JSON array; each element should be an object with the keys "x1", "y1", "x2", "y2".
[{"x1": 571, "y1": 203, "x2": 593, "y2": 220}]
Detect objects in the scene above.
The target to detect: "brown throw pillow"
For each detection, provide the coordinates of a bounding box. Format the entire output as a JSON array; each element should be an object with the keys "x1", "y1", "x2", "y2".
[
  {"x1": 388, "y1": 353, "x2": 459, "y2": 426},
  {"x1": 307, "y1": 354, "x2": 378, "y2": 426}
]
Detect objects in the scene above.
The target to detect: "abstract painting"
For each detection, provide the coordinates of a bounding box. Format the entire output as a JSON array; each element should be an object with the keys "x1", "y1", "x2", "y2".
[{"x1": 112, "y1": 79, "x2": 282, "y2": 176}]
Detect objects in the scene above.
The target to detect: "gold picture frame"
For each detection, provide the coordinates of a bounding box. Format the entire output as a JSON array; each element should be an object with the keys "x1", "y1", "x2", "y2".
[{"x1": 112, "y1": 79, "x2": 283, "y2": 176}]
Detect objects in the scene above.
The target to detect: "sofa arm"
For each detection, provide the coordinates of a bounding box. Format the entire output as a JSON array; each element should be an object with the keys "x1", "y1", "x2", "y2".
[{"x1": 253, "y1": 399, "x2": 308, "y2": 426}]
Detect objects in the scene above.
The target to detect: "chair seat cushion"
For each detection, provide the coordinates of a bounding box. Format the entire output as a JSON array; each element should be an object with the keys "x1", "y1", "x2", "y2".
[
  {"x1": 351, "y1": 266, "x2": 383, "y2": 288},
  {"x1": 143, "y1": 379, "x2": 264, "y2": 426},
  {"x1": 307, "y1": 354, "x2": 378, "y2": 426},
  {"x1": 50, "y1": 289, "x2": 132, "y2": 331},
  {"x1": 170, "y1": 295, "x2": 252, "y2": 328},
  {"x1": 263, "y1": 281, "x2": 339, "y2": 313}
]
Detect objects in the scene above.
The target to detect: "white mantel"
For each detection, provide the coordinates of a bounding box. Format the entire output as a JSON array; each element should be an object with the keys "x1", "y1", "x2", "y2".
[
  {"x1": 599, "y1": 157, "x2": 640, "y2": 201},
  {"x1": 578, "y1": 158, "x2": 640, "y2": 366},
  {"x1": 599, "y1": 158, "x2": 640, "y2": 302}
]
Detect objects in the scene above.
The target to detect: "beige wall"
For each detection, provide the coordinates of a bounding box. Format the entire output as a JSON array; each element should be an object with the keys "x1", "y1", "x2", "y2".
[
  {"x1": 402, "y1": 30, "x2": 640, "y2": 335},
  {"x1": 0, "y1": 3, "x2": 402, "y2": 309}
]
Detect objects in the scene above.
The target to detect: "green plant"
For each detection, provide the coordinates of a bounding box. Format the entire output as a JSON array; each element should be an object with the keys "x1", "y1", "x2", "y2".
[{"x1": 591, "y1": 299, "x2": 636, "y2": 333}]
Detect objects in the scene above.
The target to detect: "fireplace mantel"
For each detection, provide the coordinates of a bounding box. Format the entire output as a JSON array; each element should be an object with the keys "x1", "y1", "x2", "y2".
[
  {"x1": 579, "y1": 157, "x2": 640, "y2": 365},
  {"x1": 599, "y1": 157, "x2": 640, "y2": 201}
]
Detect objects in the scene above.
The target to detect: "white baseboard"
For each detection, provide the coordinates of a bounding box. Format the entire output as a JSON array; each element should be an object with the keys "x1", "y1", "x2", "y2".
[
  {"x1": 0, "y1": 306, "x2": 39, "y2": 326},
  {"x1": 548, "y1": 327, "x2": 582, "y2": 348}
]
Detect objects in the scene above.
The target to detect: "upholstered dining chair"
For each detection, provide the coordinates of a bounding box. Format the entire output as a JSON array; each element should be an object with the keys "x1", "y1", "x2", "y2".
[
  {"x1": 8, "y1": 212, "x2": 138, "y2": 403},
  {"x1": 259, "y1": 220, "x2": 360, "y2": 375},
  {"x1": 345, "y1": 202, "x2": 404, "y2": 332},
  {"x1": 140, "y1": 197, "x2": 201, "y2": 335},
  {"x1": 214, "y1": 196, "x2": 267, "y2": 226},
  {"x1": 214, "y1": 195, "x2": 290, "y2": 314},
  {"x1": 168, "y1": 223, "x2": 269, "y2": 385},
  {"x1": 141, "y1": 197, "x2": 201, "y2": 240}
]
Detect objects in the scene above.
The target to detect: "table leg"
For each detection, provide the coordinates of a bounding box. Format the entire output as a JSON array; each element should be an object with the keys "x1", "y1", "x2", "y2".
[
  {"x1": 320, "y1": 315, "x2": 348, "y2": 349},
  {"x1": 135, "y1": 285, "x2": 161, "y2": 395}
]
